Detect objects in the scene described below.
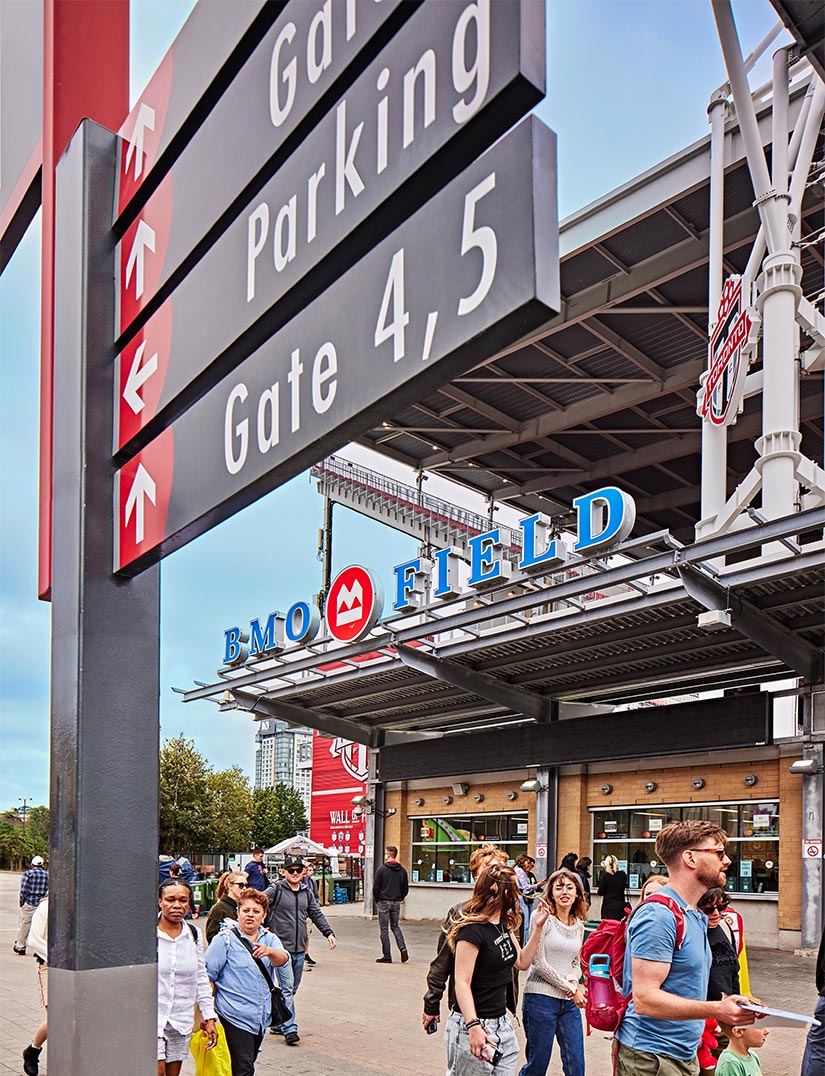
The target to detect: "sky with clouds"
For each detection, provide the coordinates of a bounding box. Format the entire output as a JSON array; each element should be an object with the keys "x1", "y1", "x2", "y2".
[{"x1": 0, "y1": 0, "x2": 788, "y2": 810}]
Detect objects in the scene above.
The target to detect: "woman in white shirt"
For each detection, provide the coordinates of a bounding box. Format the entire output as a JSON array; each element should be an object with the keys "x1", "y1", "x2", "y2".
[
  {"x1": 518, "y1": 868, "x2": 588, "y2": 1076},
  {"x1": 157, "y1": 880, "x2": 217, "y2": 1076}
]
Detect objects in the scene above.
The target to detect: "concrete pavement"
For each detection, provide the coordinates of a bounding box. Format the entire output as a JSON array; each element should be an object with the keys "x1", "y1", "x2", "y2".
[{"x1": 0, "y1": 870, "x2": 819, "y2": 1075}]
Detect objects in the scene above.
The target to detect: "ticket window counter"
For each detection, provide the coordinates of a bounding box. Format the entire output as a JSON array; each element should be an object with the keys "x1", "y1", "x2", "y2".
[
  {"x1": 591, "y1": 800, "x2": 781, "y2": 896},
  {"x1": 406, "y1": 812, "x2": 530, "y2": 915}
]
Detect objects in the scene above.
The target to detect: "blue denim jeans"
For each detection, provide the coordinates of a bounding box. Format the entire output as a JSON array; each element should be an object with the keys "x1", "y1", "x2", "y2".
[
  {"x1": 519, "y1": 992, "x2": 585, "y2": 1076},
  {"x1": 274, "y1": 953, "x2": 300, "y2": 1035},
  {"x1": 802, "y1": 995, "x2": 825, "y2": 1076}
]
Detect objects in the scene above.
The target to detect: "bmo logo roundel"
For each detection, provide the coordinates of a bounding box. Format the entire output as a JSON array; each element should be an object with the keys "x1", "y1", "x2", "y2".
[{"x1": 326, "y1": 566, "x2": 384, "y2": 643}]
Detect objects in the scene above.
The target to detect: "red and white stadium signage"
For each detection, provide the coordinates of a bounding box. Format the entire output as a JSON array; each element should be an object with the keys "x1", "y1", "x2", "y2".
[
  {"x1": 310, "y1": 731, "x2": 367, "y2": 854},
  {"x1": 699, "y1": 275, "x2": 752, "y2": 427},
  {"x1": 325, "y1": 565, "x2": 384, "y2": 643}
]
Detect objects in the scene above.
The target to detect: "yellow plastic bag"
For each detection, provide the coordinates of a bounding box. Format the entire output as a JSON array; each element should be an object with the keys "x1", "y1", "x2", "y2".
[{"x1": 189, "y1": 1021, "x2": 232, "y2": 1076}]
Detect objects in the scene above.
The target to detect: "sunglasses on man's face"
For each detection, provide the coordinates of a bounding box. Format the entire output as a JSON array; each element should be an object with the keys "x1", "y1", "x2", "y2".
[{"x1": 285, "y1": 867, "x2": 303, "y2": 874}]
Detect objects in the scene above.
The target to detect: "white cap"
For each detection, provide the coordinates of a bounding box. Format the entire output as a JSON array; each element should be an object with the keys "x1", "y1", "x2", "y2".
[{"x1": 31, "y1": 855, "x2": 44, "y2": 866}]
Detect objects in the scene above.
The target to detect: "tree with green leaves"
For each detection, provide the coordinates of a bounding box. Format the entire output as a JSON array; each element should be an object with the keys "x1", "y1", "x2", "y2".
[
  {"x1": 159, "y1": 735, "x2": 213, "y2": 853},
  {"x1": 206, "y1": 766, "x2": 253, "y2": 852},
  {"x1": 251, "y1": 784, "x2": 308, "y2": 849}
]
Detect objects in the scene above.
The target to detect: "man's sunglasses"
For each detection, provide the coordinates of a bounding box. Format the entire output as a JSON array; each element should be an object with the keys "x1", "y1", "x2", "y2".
[{"x1": 285, "y1": 866, "x2": 303, "y2": 874}]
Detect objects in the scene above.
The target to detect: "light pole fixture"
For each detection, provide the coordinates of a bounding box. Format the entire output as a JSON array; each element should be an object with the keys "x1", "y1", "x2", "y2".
[
  {"x1": 520, "y1": 779, "x2": 548, "y2": 794},
  {"x1": 350, "y1": 794, "x2": 397, "y2": 819},
  {"x1": 790, "y1": 759, "x2": 824, "y2": 775}
]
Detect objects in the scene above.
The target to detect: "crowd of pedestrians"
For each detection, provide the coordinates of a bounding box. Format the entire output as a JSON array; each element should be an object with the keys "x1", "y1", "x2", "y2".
[
  {"x1": 424, "y1": 821, "x2": 823, "y2": 1076},
  {"x1": 13, "y1": 828, "x2": 824, "y2": 1076}
]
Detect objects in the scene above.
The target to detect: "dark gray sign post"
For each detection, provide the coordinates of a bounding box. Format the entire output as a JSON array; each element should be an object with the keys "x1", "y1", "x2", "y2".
[{"x1": 49, "y1": 120, "x2": 160, "y2": 1072}]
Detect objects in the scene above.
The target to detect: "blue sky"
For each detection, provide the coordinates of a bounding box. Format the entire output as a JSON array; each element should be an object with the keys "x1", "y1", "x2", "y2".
[{"x1": 0, "y1": 1, "x2": 788, "y2": 809}]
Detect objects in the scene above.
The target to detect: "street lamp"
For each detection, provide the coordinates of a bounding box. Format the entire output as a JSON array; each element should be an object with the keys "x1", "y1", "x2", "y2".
[{"x1": 351, "y1": 794, "x2": 397, "y2": 819}]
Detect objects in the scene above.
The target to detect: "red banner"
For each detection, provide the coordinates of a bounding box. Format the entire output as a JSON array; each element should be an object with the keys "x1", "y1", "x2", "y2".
[{"x1": 310, "y1": 731, "x2": 368, "y2": 855}]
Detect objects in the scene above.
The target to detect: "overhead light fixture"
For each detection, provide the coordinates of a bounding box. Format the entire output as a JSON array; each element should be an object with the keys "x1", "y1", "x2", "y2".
[
  {"x1": 743, "y1": 774, "x2": 758, "y2": 787},
  {"x1": 473, "y1": 793, "x2": 485, "y2": 803},
  {"x1": 350, "y1": 793, "x2": 396, "y2": 818},
  {"x1": 520, "y1": 779, "x2": 547, "y2": 794},
  {"x1": 790, "y1": 759, "x2": 823, "y2": 775},
  {"x1": 506, "y1": 791, "x2": 518, "y2": 801},
  {"x1": 644, "y1": 781, "x2": 658, "y2": 793},
  {"x1": 443, "y1": 795, "x2": 453, "y2": 805},
  {"x1": 414, "y1": 797, "x2": 425, "y2": 806},
  {"x1": 452, "y1": 783, "x2": 470, "y2": 796},
  {"x1": 692, "y1": 778, "x2": 706, "y2": 790},
  {"x1": 600, "y1": 784, "x2": 613, "y2": 795}
]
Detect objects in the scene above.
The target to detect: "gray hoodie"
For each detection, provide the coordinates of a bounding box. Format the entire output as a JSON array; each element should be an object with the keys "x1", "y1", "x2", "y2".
[{"x1": 263, "y1": 879, "x2": 334, "y2": 954}]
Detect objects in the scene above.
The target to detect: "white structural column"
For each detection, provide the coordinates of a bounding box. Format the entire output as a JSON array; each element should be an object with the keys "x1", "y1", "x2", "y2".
[
  {"x1": 698, "y1": 90, "x2": 729, "y2": 538},
  {"x1": 712, "y1": 2, "x2": 801, "y2": 523}
]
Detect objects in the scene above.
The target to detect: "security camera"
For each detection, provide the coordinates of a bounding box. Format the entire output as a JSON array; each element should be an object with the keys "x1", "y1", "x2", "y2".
[{"x1": 351, "y1": 794, "x2": 368, "y2": 806}]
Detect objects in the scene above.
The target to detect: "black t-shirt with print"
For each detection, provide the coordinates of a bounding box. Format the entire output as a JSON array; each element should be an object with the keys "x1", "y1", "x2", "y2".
[{"x1": 453, "y1": 920, "x2": 517, "y2": 1017}]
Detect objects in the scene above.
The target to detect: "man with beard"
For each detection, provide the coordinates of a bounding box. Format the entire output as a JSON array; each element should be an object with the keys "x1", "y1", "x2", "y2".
[{"x1": 615, "y1": 820, "x2": 756, "y2": 1076}]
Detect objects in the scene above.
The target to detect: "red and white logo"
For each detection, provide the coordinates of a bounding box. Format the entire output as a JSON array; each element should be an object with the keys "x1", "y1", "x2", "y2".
[
  {"x1": 699, "y1": 276, "x2": 753, "y2": 427},
  {"x1": 326, "y1": 566, "x2": 383, "y2": 642},
  {"x1": 329, "y1": 739, "x2": 369, "y2": 782}
]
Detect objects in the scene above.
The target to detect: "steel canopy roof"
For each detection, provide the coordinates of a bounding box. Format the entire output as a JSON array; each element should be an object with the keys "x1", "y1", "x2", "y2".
[
  {"x1": 186, "y1": 510, "x2": 825, "y2": 742},
  {"x1": 355, "y1": 81, "x2": 824, "y2": 546}
]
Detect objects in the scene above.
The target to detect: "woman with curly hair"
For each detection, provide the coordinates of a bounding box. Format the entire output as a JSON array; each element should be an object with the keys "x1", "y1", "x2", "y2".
[
  {"x1": 519, "y1": 868, "x2": 589, "y2": 1076},
  {"x1": 444, "y1": 862, "x2": 550, "y2": 1075}
]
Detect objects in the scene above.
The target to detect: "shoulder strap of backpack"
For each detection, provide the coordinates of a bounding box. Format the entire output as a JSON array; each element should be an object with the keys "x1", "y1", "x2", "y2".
[
  {"x1": 187, "y1": 922, "x2": 199, "y2": 944},
  {"x1": 644, "y1": 893, "x2": 687, "y2": 949}
]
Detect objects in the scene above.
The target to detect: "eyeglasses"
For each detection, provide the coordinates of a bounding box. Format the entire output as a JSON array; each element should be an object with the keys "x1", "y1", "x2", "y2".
[
  {"x1": 688, "y1": 847, "x2": 728, "y2": 860},
  {"x1": 701, "y1": 903, "x2": 729, "y2": 912},
  {"x1": 285, "y1": 867, "x2": 303, "y2": 874},
  {"x1": 230, "y1": 880, "x2": 248, "y2": 888}
]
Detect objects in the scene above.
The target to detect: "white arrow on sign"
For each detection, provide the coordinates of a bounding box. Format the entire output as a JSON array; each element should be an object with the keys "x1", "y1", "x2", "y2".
[
  {"x1": 124, "y1": 102, "x2": 156, "y2": 181},
  {"x1": 124, "y1": 463, "x2": 157, "y2": 544},
  {"x1": 123, "y1": 342, "x2": 159, "y2": 415},
  {"x1": 125, "y1": 219, "x2": 156, "y2": 300}
]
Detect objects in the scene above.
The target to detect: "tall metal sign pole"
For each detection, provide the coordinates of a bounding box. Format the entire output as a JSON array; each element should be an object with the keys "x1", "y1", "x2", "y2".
[{"x1": 49, "y1": 121, "x2": 160, "y2": 1072}]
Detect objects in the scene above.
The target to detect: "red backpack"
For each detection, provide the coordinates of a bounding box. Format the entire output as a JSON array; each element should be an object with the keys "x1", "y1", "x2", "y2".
[{"x1": 580, "y1": 894, "x2": 686, "y2": 1033}]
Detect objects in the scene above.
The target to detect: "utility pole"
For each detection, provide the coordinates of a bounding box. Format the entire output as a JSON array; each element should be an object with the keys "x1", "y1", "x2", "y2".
[{"x1": 18, "y1": 797, "x2": 30, "y2": 829}]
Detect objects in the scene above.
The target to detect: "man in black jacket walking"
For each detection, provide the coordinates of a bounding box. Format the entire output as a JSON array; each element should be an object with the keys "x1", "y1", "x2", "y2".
[{"x1": 373, "y1": 846, "x2": 409, "y2": 964}]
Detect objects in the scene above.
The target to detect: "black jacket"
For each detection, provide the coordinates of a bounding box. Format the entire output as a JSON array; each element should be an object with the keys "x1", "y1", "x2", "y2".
[
  {"x1": 816, "y1": 923, "x2": 825, "y2": 996},
  {"x1": 422, "y1": 901, "x2": 519, "y2": 1017},
  {"x1": 598, "y1": 871, "x2": 628, "y2": 920},
  {"x1": 205, "y1": 895, "x2": 237, "y2": 944},
  {"x1": 373, "y1": 861, "x2": 409, "y2": 903}
]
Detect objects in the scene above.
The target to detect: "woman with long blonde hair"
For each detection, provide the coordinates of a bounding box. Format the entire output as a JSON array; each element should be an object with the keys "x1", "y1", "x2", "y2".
[{"x1": 444, "y1": 862, "x2": 549, "y2": 1075}]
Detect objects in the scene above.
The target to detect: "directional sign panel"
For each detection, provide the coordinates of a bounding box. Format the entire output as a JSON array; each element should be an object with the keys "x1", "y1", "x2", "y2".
[
  {"x1": 115, "y1": 0, "x2": 409, "y2": 328},
  {"x1": 114, "y1": 116, "x2": 559, "y2": 572},
  {"x1": 113, "y1": 0, "x2": 546, "y2": 452},
  {"x1": 115, "y1": 0, "x2": 276, "y2": 223},
  {"x1": 0, "y1": 0, "x2": 42, "y2": 268}
]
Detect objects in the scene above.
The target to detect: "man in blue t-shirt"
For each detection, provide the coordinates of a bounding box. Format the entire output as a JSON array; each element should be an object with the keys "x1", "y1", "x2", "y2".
[{"x1": 615, "y1": 820, "x2": 755, "y2": 1076}]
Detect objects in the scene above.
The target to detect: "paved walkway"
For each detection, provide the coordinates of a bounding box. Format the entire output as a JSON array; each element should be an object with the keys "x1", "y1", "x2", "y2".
[{"x1": 0, "y1": 871, "x2": 818, "y2": 1075}]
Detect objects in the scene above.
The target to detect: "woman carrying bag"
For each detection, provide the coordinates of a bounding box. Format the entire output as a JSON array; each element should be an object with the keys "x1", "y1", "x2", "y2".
[
  {"x1": 205, "y1": 889, "x2": 289, "y2": 1076},
  {"x1": 157, "y1": 880, "x2": 217, "y2": 1076},
  {"x1": 444, "y1": 862, "x2": 550, "y2": 1075}
]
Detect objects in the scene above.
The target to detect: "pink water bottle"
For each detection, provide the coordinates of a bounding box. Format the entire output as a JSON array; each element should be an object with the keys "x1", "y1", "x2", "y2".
[{"x1": 588, "y1": 954, "x2": 613, "y2": 1009}]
